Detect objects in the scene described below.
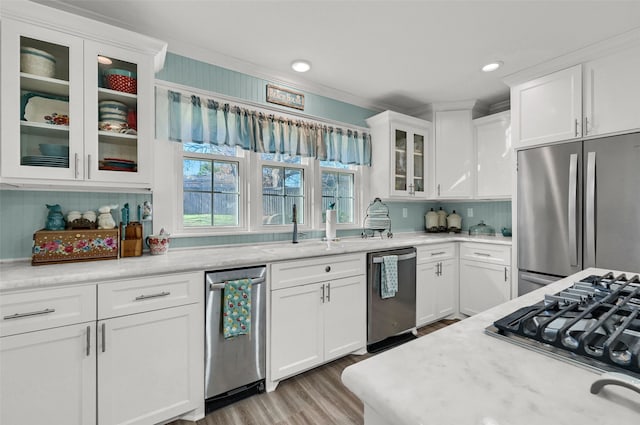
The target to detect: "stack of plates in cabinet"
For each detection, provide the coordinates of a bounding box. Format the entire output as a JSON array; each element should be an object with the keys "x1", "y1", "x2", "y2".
[
  {"x1": 99, "y1": 157, "x2": 137, "y2": 172},
  {"x1": 22, "y1": 155, "x2": 69, "y2": 168}
]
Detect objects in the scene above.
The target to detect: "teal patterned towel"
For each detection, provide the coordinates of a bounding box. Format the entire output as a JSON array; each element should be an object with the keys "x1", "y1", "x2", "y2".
[
  {"x1": 381, "y1": 255, "x2": 398, "y2": 299},
  {"x1": 223, "y1": 278, "x2": 252, "y2": 338}
]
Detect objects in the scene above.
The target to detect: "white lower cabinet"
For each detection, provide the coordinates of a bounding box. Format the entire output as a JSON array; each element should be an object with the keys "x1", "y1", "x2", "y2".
[
  {"x1": 97, "y1": 303, "x2": 201, "y2": 425},
  {"x1": 270, "y1": 255, "x2": 366, "y2": 383},
  {"x1": 0, "y1": 271, "x2": 203, "y2": 425},
  {"x1": 416, "y1": 244, "x2": 457, "y2": 327},
  {"x1": 459, "y1": 243, "x2": 511, "y2": 316},
  {"x1": 1, "y1": 323, "x2": 97, "y2": 425}
]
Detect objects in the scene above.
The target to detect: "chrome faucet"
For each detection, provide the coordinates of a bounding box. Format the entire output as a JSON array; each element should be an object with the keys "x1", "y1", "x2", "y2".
[{"x1": 292, "y1": 203, "x2": 298, "y2": 244}]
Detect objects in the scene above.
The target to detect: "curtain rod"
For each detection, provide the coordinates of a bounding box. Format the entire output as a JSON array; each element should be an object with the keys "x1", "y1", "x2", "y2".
[{"x1": 155, "y1": 79, "x2": 370, "y2": 133}]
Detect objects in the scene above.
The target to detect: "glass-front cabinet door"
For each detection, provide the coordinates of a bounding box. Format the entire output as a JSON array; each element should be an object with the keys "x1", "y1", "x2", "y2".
[
  {"x1": 1, "y1": 20, "x2": 84, "y2": 180},
  {"x1": 390, "y1": 125, "x2": 428, "y2": 197},
  {"x1": 84, "y1": 41, "x2": 152, "y2": 185}
]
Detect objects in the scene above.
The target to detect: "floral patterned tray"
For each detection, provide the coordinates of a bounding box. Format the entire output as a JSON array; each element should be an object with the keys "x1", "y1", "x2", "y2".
[{"x1": 32, "y1": 228, "x2": 119, "y2": 265}]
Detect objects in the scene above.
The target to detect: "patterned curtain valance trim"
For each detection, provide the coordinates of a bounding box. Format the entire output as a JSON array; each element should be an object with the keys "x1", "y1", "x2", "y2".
[{"x1": 158, "y1": 87, "x2": 372, "y2": 166}]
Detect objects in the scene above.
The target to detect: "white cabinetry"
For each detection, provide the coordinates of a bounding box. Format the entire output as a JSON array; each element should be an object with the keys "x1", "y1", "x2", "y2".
[
  {"x1": 0, "y1": 2, "x2": 166, "y2": 190},
  {"x1": 416, "y1": 244, "x2": 457, "y2": 327},
  {"x1": 511, "y1": 65, "x2": 582, "y2": 148},
  {"x1": 270, "y1": 254, "x2": 366, "y2": 384},
  {"x1": 367, "y1": 111, "x2": 431, "y2": 199},
  {"x1": 511, "y1": 42, "x2": 640, "y2": 149},
  {"x1": 97, "y1": 272, "x2": 203, "y2": 425},
  {"x1": 0, "y1": 271, "x2": 203, "y2": 425},
  {"x1": 434, "y1": 110, "x2": 474, "y2": 198},
  {"x1": 459, "y1": 243, "x2": 511, "y2": 316},
  {"x1": 0, "y1": 286, "x2": 97, "y2": 425},
  {"x1": 583, "y1": 44, "x2": 640, "y2": 137},
  {"x1": 474, "y1": 111, "x2": 512, "y2": 198}
]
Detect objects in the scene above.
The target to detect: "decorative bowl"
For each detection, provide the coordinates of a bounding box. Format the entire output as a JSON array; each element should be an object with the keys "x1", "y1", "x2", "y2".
[
  {"x1": 39, "y1": 143, "x2": 69, "y2": 157},
  {"x1": 98, "y1": 100, "x2": 128, "y2": 111},
  {"x1": 99, "y1": 106, "x2": 128, "y2": 116},
  {"x1": 99, "y1": 113, "x2": 127, "y2": 123},
  {"x1": 104, "y1": 69, "x2": 137, "y2": 94},
  {"x1": 21, "y1": 46, "x2": 56, "y2": 78}
]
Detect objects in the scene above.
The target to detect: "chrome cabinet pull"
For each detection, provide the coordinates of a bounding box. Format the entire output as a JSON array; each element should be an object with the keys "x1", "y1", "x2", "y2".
[
  {"x1": 86, "y1": 325, "x2": 91, "y2": 357},
  {"x1": 474, "y1": 252, "x2": 491, "y2": 257},
  {"x1": 437, "y1": 184, "x2": 441, "y2": 196},
  {"x1": 430, "y1": 251, "x2": 446, "y2": 256},
  {"x1": 325, "y1": 266, "x2": 331, "y2": 273},
  {"x1": 87, "y1": 154, "x2": 92, "y2": 180},
  {"x1": 574, "y1": 118, "x2": 579, "y2": 137},
  {"x1": 327, "y1": 283, "x2": 331, "y2": 302},
  {"x1": 3, "y1": 308, "x2": 55, "y2": 320},
  {"x1": 438, "y1": 262, "x2": 443, "y2": 276},
  {"x1": 321, "y1": 284, "x2": 325, "y2": 303},
  {"x1": 74, "y1": 153, "x2": 80, "y2": 178},
  {"x1": 504, "y1": 267, "x2": 508, "y2": 282},
  {"x1": 134, "y1": 291, "x2": 170, "y2": 301},
  {"x1": 101, "y1": 323, "x2": 106, "y2": 353},
  {"x1": 584, "y1": 116, "x2": 589, "y2": 135}
]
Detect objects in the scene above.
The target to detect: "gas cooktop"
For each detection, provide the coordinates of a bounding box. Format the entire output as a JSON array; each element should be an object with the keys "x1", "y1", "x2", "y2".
[{"x1": 486, "y1": 272, "x2": 640, "y2": 380}]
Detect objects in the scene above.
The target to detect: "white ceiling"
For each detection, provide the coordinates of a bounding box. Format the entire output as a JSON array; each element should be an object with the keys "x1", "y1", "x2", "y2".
[{"x1": 31, "y1": 0, "x2": 640, "y2": 114}]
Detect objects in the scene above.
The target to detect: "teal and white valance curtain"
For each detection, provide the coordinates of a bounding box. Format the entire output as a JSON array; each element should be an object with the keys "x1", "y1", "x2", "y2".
[{"x1": 156, "y1": 86, "x2": 372, "y2": 166}]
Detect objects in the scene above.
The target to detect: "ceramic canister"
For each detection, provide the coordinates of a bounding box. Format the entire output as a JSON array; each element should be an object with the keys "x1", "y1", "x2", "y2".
[
  {"x1": 146, "y1": 234, "x2": 170, "y2": 255},
  {"x1": 437, "y1": 207, "x2": 448, "y2": 230},
  {"x1": 425, "y1": 208, "x2": 439, "y2": 231}
]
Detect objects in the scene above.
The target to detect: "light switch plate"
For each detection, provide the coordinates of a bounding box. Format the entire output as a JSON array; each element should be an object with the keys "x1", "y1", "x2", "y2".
[
  {"x1": 467, "y1": 208, "x2": 473, "y2": 217},
  {"x1": 402, "y1": 207, "x2": 408, "y2": 218}
]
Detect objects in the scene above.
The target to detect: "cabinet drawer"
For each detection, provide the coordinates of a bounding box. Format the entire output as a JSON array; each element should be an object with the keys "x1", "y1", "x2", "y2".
[
  {"x1": 271, "y1": 254, "x2": 365, "y2": 290},
  {"x1": 98, "y1": 272, "x2": 201, "y2": 319},
  {"x1": 417, "y1": 243, "x2": 456, "y2": 263},
  {"x1": 460, "y1": 243, "x2": 511, "y2": 266},
  {"x1": 0, "y1": 285, "x2": 96, "y2": 337}
]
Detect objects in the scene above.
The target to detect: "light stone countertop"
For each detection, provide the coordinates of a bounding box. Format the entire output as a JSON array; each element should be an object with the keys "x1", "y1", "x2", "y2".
[
  {"x1": 341, "y1": 267, "x2": 640, "y2": 425},
  {"x1": 0, "y1": 232, "x2": 510, "y2": 293}
]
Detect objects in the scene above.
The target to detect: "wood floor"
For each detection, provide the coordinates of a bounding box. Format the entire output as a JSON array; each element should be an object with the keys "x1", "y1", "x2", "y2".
[{"x1": 170, "y1": 319, "x2": 458, "y2": 425}]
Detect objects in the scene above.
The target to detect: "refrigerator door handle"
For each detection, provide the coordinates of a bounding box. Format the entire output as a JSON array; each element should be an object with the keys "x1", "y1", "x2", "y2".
[
  {"x1": 585, "y1": 151, "x2": 596, "y2": 267},
  {"x1": 568, "y1": 153, "x2": 579, "y2": 267}
]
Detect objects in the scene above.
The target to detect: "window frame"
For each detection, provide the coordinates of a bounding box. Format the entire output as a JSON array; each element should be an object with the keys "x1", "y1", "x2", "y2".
[
  {"x1": 251, "y1": 152, "x2": 312, "y2": 232},
  {"x1": 314, "y1": 161, "x2": 363, "y2": 231},
  {"x1": 177, "y1": 147, "x2": 249, "y2": 235}
]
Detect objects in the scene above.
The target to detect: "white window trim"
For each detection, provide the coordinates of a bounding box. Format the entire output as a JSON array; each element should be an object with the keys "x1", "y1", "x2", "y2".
[
  {"x1": 177, "y1": 147, "x2": 249, "y2": 235},
  {"x1": 315, "y1": 163, "x2": 364, "y2": 231},
  {"x1": 251, "y1": 152, "x2": 313, "y2": 232}
]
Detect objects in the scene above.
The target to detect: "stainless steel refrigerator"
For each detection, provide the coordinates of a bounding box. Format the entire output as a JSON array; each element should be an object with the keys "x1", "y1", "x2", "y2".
[{"x1": 517, "y1": 132, "x2": 640, "y2": 295}]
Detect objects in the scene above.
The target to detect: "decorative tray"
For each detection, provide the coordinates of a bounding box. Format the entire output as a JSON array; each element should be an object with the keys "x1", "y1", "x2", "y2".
[{"x1": 21, "y1": 92, "x2": 69, "y2": 125}]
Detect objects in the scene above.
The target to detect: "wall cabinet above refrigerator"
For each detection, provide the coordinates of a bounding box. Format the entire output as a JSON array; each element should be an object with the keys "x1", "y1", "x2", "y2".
[{"x1": 510, "y1": 41, "x2": 640, "y2": 149}]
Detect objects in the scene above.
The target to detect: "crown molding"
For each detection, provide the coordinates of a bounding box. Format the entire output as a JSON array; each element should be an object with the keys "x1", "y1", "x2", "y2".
[{"x1": 503, "y1": 26, "x2": 640, "y2": 87}]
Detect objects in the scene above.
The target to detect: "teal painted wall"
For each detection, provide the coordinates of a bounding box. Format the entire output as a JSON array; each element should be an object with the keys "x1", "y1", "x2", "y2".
[
  {"x1": 0, "y1": 191, "x2": 152, "y2": 260},
  {"x1": 156, "y1": 53, "x2": 376, "y2": 128}
]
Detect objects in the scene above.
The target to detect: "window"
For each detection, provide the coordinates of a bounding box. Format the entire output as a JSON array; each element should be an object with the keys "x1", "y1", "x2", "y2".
[
  {"x1": 261, "y1": 158, "x2": 305, "y2": 225},
  {"x1": 182, "y1": 143, "x2": 241, "y2": 228},
  {"x1": 320, "y1": 161, "x2": 355, "y2": 224}
]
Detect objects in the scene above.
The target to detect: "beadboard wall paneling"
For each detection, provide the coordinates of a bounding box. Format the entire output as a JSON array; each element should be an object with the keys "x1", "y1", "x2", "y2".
[
  {"x1": 0, "y1": 191, "x2": 152, "y2": 260},
  {"x1": 156, "y1": 52, "x2": 377, "y2": 127}
]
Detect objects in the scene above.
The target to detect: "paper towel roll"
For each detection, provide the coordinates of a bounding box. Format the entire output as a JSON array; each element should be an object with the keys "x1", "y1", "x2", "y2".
[{"x1": 326, "y1": 210, "x2": 337, "y2": 240}]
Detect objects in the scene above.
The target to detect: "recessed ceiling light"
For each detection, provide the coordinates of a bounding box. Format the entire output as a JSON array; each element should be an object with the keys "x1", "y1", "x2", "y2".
[
  {"x1": 97, "y1": 56, "x2": 113, "y2": 65},
  {"x1": 291, "y1": 60, "x2": 311, "y2": 73},
  {"x1": 482, "y1": 61, "x2": 503, "y2": 72}
]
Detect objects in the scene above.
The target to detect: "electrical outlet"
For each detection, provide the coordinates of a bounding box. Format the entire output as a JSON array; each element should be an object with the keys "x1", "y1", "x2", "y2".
[
  {"x1": 467, "y1": 208, "x2": 473, "y2": 217},
  {"x1": 402, "y1": 207, "x2": 408, "y2": 218}
]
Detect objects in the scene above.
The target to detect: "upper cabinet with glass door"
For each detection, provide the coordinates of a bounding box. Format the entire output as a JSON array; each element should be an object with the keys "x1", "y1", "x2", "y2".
[
  {"x1": 367, "y1": 111, "x2": 431, "y2": 200},
  {"x1": 0, "y1": 1, "x2": 167, "y2": 190}
]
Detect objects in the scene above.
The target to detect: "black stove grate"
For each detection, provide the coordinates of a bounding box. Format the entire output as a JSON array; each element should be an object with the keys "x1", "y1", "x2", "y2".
[{"x1": 493, "y1": 273, "x2": 640, "y2": 376}]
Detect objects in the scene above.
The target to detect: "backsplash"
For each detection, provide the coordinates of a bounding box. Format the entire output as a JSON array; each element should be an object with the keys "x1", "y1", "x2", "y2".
[{"x1": 0, "y1": 190, "x2": 152, "y2": 260}]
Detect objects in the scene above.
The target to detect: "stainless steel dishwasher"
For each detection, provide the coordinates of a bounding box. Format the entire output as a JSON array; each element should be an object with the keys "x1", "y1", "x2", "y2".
[
  {"x1": 367, "y1": 247, "x2": 417, "y2": 353},
  {"x1": 205, "y1": 266, "x2": 266, "y2": 412}
]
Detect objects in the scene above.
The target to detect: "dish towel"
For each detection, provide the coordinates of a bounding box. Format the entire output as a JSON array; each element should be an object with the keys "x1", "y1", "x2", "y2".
[
  {"x1": 223, "y1": 278, "x2": 252, "y2": 338},
  {"x1": 380, "y1": 255, "x2": 398, "y2": 299}
]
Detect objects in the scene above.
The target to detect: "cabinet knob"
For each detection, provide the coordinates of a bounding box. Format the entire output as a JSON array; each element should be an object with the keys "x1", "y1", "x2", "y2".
[{"x1": 325, "y1": 266, "x2": 331, "y2": 272}]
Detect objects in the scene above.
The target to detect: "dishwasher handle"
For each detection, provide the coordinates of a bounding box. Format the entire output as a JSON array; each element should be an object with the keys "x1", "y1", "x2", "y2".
[
  {"x1": 209, "y1": 276, "x2": 265, "y2": 290},
  {"x1": 372, "y1": 252, "x2": 416, "y2": 264}
]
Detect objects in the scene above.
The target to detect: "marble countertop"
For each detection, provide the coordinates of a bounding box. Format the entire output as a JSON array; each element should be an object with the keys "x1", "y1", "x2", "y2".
[
  {"x1": 341, "y1": 267, "x2": 640, "y2": 425},
  {"x1": 0, "y1": 232, "x2": 510, "y2": 293}
]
